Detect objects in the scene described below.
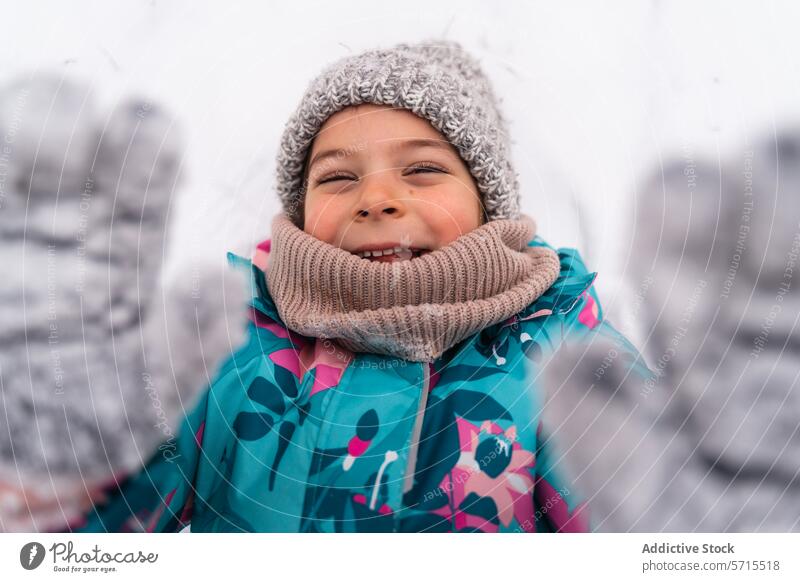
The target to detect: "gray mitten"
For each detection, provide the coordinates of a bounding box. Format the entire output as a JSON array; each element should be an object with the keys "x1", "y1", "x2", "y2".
[
  {"x1": 0, "y1": 73, "x2": 248, "y2": 531},
  {"x1": 687, "y1": 134, "x2": 800, "y2": 531},
  {"x1": 547, "y1": 137, "x2": 800, "y2": 531}
]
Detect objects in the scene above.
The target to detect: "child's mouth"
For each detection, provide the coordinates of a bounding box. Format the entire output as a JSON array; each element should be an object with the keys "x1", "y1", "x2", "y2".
[{"x1": 352, "y1": 246, "x2": 431, "y2": 263}]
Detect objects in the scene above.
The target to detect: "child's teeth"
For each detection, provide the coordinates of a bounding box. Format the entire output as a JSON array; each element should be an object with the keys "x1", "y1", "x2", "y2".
[{"x1": 355, "y1": 246, "x2": 424, "y2": 259}]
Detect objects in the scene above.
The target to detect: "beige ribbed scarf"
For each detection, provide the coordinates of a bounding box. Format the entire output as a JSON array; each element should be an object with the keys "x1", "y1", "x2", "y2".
[{"x1": 265, "y1": 213, "x2": 561, "y2": 362}]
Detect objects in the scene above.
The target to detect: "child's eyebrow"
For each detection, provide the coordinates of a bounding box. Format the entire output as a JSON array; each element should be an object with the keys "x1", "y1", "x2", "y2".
[{"x1": 308, "y1": 138, "x2": 458, "y2": 171}]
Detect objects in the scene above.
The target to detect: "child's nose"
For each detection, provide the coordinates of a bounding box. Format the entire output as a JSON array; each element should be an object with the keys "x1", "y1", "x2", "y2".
[{"x1": 353, "y1": 177, "x2": 407, "y2": 221}]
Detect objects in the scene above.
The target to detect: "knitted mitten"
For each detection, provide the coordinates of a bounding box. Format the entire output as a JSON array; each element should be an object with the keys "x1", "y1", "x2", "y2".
[
  {"x1": 0, "y1": 74, "x2": 247, "y2": 531},
  {"x1": 541, "y1": 135, "x2": 800, "y2": 532}
]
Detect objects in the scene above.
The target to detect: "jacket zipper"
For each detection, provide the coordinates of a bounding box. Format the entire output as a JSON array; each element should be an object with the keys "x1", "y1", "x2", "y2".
[{"x1": 402, "y1": 363, "x2": 430, "y2": 494}]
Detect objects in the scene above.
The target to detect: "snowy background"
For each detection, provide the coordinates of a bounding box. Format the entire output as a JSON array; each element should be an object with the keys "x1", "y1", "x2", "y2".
[{"x1": 5, "y1": 0, "x2": 800, "y2": 335}]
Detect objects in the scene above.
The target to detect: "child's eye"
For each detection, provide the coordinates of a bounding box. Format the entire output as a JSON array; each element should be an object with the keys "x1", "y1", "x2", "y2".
[
  {"x1": 317, "y1": 172, "x2": 356, "y2": 185},
  {"x1": 406, "y1": 162, "x2": 447, "y2": 175}
]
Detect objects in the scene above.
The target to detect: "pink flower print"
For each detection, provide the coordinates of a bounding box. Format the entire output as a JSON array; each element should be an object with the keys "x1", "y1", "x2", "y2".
[
  {"x1": 248, "y1": 307, "x2": 308, "y2": 349},
  {"x1": 353, "y1": 493, "x2": 393, "y2": 515},
  {"x1": 433, "y1": 418, "x2": 536, "y2": 531},
  {"x1": 432, "y1": 465, "x2": 501, "y2": 532},
  {"x1": 342, "y1": 409, "x2": 379, "y2": 471},
  {"x1": 577, "y1": 290, "x2": 600, "y2": 329},
  {"x1": 268, "y1": 348, "x2": 302, "y2": 378},
  {"x1": 268, "y1": 337, "x2": 353, "y2": 398},
  {"x1": 344, "y1": 434, "x2": 370, "y2": 470},
  {"x1": 251, "y1": 235, "x2": 353, "y2": 397},
  {"x1": 299, "y1": 339, "x2": 353, "y2": 397}
]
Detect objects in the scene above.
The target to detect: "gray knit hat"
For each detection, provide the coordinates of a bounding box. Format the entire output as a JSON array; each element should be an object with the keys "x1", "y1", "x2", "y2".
[{"x1": 276, "y1": 39, "x2": 520, "y2": 226}]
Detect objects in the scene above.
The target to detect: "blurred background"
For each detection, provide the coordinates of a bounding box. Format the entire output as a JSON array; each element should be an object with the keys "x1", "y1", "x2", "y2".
[{"x1": 1, "y1": 0, "x2": 798, "y2": 531}]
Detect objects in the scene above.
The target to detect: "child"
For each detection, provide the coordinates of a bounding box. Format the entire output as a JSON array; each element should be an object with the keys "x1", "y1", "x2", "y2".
[{"x1": 73, "y1": 40, "x2": 652, "y2": 533}]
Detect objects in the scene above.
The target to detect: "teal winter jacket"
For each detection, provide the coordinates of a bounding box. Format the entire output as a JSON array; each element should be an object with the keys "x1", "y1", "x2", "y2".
[{"x1": 73, "y1": 235, "x2": 652, "y2": 533}]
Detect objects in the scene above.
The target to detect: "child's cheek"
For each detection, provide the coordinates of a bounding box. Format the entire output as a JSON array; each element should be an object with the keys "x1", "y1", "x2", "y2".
[
  {"x1": 303, "y1": 200, "x2": 343, "y2": 245},
  {"x1": 425, "y1": 192, "x2": 482, "y2": 242},
  {"x1": 424, "y1": 217, "x2": 469, "y2": 247}
]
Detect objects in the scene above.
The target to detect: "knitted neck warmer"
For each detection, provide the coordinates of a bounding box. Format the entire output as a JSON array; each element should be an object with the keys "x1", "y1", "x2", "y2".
[{"x1": 265, "y1": 213, "x2": 561, "y2": 362}]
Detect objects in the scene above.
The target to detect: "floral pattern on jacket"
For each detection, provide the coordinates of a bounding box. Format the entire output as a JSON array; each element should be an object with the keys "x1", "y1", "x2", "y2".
[{"x1": 71, "y1": 235, "x2": 653, "y2": 533}]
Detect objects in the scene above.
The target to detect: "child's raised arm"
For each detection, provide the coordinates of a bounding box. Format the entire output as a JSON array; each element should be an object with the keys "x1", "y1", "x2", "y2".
[
  {"x1": 526, "y1": 244, "x2": 656, "y2": 533},
  {"x1": 69, "y1": 387, "x2": 210, "y2": 533}
]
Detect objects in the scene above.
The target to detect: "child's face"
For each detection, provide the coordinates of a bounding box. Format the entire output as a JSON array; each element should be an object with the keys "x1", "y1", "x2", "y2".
[{"x1": 302, "y1": 104, "x2": 483, "y2": 263}]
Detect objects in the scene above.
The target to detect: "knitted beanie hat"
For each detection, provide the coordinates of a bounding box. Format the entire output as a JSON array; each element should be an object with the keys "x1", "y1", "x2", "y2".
[{"x1": 276, "y1": 39, "x2": 520, "y2": 226}]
